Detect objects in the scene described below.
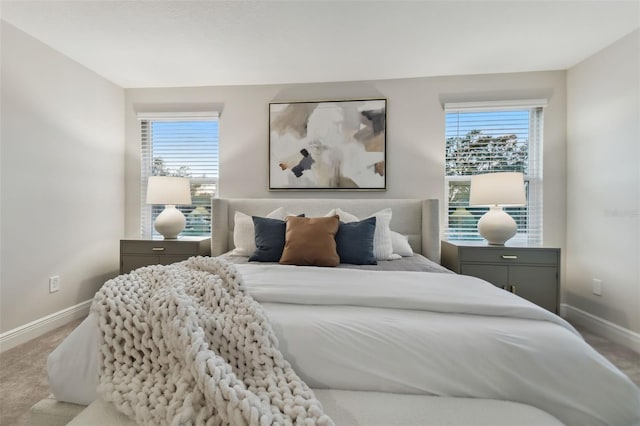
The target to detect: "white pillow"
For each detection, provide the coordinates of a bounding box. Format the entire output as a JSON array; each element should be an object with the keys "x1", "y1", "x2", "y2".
[
  {"x1": 230, "y1": 207, "x2": 286, "y2": 256},
  {"x1": 391, "y1": 231, "x2": 414, "y2": 257},
  {"x1": 330, "y1": 208, "x2": 394, "y2": 260}
]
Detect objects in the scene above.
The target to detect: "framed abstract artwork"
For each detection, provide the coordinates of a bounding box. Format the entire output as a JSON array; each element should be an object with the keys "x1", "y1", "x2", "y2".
[{"x1": 269, "y1": 99, "x2": 387, "y2": 190}]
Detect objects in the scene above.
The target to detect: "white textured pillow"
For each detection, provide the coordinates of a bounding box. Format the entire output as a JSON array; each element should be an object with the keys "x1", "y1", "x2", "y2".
[
  {"x1": 330, "y1": 208, "x2": 394, "y2": 260},
  {"x1": 230, "y1": 207, "x2": 286, "y2": 256},
  {"x1": 391, "y1": 231, "x2": 414, "y2": 257}
]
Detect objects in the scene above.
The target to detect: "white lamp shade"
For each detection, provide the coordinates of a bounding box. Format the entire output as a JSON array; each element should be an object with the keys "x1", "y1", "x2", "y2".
[
  {"x1": 469, "y1": 172, "x2": 526, "y2": 207},
  {"x1": 146, "y1": 176, "x2": 192, "y2": 205}
]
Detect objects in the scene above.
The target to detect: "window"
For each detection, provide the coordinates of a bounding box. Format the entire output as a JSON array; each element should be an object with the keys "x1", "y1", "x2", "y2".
[
  {"x1": 139, "y1": 112, "x2": 219, "y2": 238},
  {"x1": 444, "y1": 100, "x2": 545, "y2": 244}
]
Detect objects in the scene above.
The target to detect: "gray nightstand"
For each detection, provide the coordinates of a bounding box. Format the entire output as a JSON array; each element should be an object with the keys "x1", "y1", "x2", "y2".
[
  {"x1": 120, "y1": 236, "x2": 211, "y2": 274},
  {"x1": 441, "y1": 240, "x2": 560, "y2": 313}
]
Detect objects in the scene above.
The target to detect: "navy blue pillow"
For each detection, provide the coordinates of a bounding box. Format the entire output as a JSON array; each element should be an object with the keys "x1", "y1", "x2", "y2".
[
  {"x1": 335, "y1": 216, "x2": 377, "y2": 265},
  {"x1": 250, "y1": 215, "x2": 303, "y2": 262}
]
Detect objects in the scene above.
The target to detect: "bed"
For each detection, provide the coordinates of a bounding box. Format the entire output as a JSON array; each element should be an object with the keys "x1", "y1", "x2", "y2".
[{"x1": 38, "y1": 198, "x2": 640, "y2": 426}]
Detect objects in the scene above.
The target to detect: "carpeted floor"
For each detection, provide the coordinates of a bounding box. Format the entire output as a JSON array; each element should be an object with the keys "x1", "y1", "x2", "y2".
[
  {"x1": 574, "y1": 324, "x2": 640, "y2": 386},
  {"x1": 0, "y1": 318, "x2": 84, "y2": 426},
  {"x1": 0, "y1": 318, "x2": 638, "y2": 426}
]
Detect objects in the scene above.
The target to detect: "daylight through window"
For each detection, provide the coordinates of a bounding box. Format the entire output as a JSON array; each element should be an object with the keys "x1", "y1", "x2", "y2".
[
  {"x1": 139, "y1": 112, "x2": 219, "y2": 238},
  {"x1": 444, "y1": 101, "x2": 544, "y2": 244}
]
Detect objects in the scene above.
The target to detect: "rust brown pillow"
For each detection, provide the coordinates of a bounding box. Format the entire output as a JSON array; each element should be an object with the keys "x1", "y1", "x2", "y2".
[{"x1": 279, "y1": 215, "x2": 340, "y2": 267}]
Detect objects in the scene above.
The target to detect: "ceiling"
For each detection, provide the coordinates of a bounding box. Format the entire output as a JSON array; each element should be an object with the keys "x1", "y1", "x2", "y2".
[{"x1": 1, "y1": 1, "x2": 638, "y2": 89}]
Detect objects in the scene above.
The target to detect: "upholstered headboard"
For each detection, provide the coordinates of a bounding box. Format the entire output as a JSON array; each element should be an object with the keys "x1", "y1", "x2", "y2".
[{"x1": 211, "y1": 198, "x2": 440, "y2": 262}]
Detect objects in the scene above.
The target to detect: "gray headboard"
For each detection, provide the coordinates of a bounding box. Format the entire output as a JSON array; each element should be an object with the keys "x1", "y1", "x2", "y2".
[{"x1": 211, "y1": 198, "x2": 440, "y2": 262}]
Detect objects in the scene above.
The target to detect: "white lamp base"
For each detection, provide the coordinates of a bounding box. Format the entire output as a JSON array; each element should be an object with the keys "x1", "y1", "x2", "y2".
[
  {"x1": 154, "y1": 205, "x2": 186, "y2": 239},
  {"x1": 477, "y1": 206, "x2": 517, "y2": 245}
]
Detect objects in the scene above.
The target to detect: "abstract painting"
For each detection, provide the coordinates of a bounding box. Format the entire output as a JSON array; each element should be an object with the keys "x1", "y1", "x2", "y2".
[{"x1": 269, "y1": 99, "x2": 386, "y2": 190}]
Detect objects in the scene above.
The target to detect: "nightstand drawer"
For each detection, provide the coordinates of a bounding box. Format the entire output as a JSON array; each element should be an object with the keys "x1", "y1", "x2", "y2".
[
  {"x1": 121, "y1": 241, "x2": 200, "y2": 255},
  {"x1": 459, "y1": 247, "x2": 558, "y2": 265},
  {"x1": 120, "y1": 237, "x2": 211, "y2": 274}
]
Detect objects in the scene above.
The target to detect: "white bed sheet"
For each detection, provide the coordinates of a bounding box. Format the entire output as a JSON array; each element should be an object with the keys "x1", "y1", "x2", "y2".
[{"x1": 48, "y1": 262, "x2": 640, "y2": 426}]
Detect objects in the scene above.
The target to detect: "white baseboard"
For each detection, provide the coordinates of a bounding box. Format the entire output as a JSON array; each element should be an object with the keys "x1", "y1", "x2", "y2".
[
  {"x1": 561, "y1": 303, "x2": 640, "y2": 354},
  {"x1": 0, "y1": 300, "x2": 92, "y2": 353}
]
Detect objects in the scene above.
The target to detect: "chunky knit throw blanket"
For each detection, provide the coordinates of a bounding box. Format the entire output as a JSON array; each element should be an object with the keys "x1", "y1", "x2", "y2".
[{"x1": 90, "y1": 256, "x2": 333, "y2": 426}]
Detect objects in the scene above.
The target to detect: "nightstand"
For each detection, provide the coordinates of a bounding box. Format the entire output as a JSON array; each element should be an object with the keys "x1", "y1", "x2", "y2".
[
  {"x1": 120, "y1": 236, "x2": 211, "y2": 274},
  {"x1": 441, "y1": 240, "x2": 560, "y2": 313}
]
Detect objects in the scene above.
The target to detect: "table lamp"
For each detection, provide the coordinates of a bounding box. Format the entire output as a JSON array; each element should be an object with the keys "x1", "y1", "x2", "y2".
[
  {"x1": 469, "y1": 172, "x2": 526, "y2": 245},
  {"x1": 146, "y1": 176, "x2": 192, "y2": 239}
]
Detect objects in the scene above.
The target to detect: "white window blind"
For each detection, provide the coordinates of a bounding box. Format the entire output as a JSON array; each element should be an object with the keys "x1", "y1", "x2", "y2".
[
  {"x1": 444, "y1": 101, "x2": 544, "y2": 244},
  {"x1": 139, "y1": 112, "x2": 219, "y2": 238}
]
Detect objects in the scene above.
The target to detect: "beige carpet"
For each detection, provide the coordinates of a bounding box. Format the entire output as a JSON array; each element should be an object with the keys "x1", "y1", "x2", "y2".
[
  {"x1": 0, "y1": 318, "x2": 638, "y2": 426},
  {"x1": 575, "y1": 324, "x2": 640, "y2": 386},
  {"x1": 0, "y1": 318, "x2": 84, "y2": 426}
]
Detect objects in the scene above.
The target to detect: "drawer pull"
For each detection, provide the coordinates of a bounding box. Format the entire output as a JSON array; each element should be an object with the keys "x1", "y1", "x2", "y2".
[
  {"x1": 501, "y1": 255, "x2": 518, "y2": 260},
  {"x1": 152, "y1": 247, "x2": 165, "y2": 251},
  {"x1": 502, "y1": 285, "x2": 517, "y2": 294}
]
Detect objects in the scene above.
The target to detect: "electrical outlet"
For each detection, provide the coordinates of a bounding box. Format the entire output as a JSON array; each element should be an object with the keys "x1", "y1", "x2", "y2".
[
  {"x1": 592, "y1": 278, "x2": 602, "y2": 296},
  {"x1": 49, "y1": 276, "x2": 60, "y2": 293}
]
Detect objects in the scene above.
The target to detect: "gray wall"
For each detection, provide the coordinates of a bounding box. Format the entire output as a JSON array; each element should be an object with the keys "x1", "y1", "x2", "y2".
[
  {"x1": 124, "y1": 72, "x2": 567, "y2": 263},
  {"x1": 0, "y1": 22, "x2": 125, "y2": 333},
  {"x1": 566, "y1": 29, "x2": 640, "y2": 334}
]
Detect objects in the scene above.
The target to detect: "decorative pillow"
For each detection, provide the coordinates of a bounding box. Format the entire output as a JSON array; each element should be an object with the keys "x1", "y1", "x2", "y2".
[
  {"x1": 248, "y1": 217, "x2": 287, "y2": 262},
  {"x1": 250, "y1": 214, "x2": 304, "y2": 262},
  {"x1": 230, "y1": 207, "x2": 286, "y2": 256},
  {"x1": 335, "y1": 217, "x2": 377, "y2": 265},
  {"x1": 326, "y1": 208, "x2": 358, "y2": 223},
  {"x1": 328, "y1": 208, "x2": 393, "y2": 260},
  {"x1": 391, "y1": 231, "x2": 414, "y2": 257},
  {"x1": 279, "y1": 216, "x2": 340, "y2": 267}
]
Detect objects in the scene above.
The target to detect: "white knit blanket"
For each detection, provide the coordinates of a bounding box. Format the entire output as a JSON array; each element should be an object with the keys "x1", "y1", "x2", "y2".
[{"x1": 90, "y1": 256, "x2": 333, "y2": 426}]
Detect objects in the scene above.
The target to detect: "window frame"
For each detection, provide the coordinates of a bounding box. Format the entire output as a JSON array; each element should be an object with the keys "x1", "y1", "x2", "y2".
[
  {"x1": 443, "y1": 100, "x2": 546, "y2": 244},
  {"x1": 138, "y1": 112, "x2": 219, "y2": 239}
]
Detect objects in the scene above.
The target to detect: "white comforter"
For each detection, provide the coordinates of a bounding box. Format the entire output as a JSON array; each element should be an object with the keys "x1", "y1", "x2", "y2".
[
  {"x1": 49, "y1": 263, "x2": 640, "y2": 426},
  {"x1": 236, "y1": 264, "x2": 640, "y2": 426}
]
